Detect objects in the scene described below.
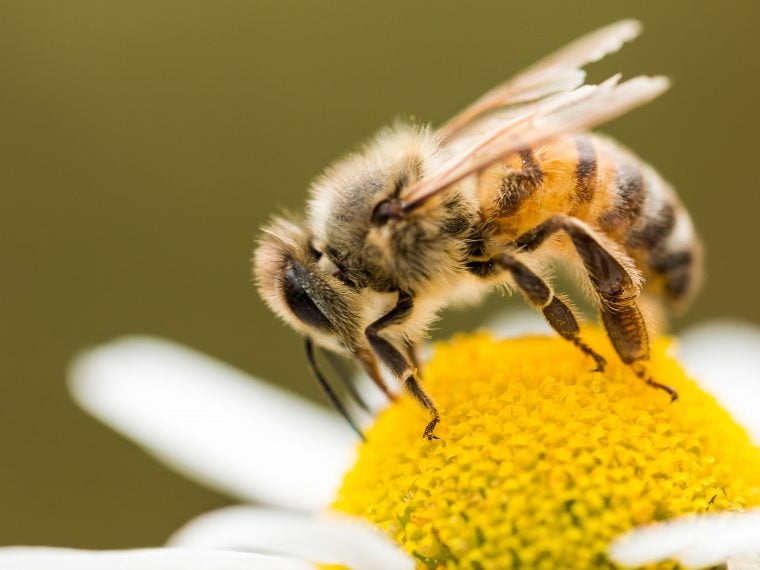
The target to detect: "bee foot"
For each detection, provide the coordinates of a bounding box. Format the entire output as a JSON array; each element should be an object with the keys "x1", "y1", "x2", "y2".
[
  {"x1": 647, "y1": 378, "x2": 679, "y2": 403},
  {"x1": 591, "y1": 355, "x2": 607, "y2": 373},
  {"x1": 633, "y1": 363, "x2": 679, "y2": 402},
  {"x1": 423, "y1": 417, "x2": 440, "y2": 440},
  {"x1": 569, "y1": 337, "x2": 606, "y2": 373}
]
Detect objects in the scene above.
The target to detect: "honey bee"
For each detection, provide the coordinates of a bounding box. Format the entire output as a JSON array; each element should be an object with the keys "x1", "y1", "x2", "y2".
[{"x1": 254, "y1": 20, "x2": 702, "y2": 439}]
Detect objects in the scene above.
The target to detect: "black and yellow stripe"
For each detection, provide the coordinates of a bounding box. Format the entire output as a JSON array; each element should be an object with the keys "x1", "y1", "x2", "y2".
[{"x1": 480, "y1": 132, "x2": 702, "y2": 311}]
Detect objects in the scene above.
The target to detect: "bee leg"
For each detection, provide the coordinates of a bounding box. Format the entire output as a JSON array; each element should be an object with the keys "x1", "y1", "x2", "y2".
[
  {"x1": 406, "y1": 341, "x2": 424, "y2": 375},
  {"x1": 542, "y1": 295, "x2": 607, "y2": 372},
  {"x1": 469, "y1": 256, "x2": 606, "y2": 372},
  {"x1": 601, "y1": 305, "x2": 678, "y2": 402},
  {"x1": 515, "y1": 215, "x2": 677, "y2": 401},
  {"x1": 365, "y1": 292, "x2": 440, "y2": 440},
  {"x1": 355, "y1": 349, "x2": 398, "y2": 402}
]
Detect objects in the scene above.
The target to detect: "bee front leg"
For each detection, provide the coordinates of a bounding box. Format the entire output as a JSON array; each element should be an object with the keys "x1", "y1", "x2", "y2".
[
  {"x1": 365, "y1": 292, "x2": 440, "y2": 440},
  {"x1": 514, "y1": 215, "x2": 677, "y2": 401},
  {"x1": 467, "y1": 256, "x2": 606, "y2": 372}
]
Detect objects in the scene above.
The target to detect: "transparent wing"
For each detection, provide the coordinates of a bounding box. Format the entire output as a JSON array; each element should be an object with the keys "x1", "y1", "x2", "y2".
[
  {"x1": 440, "y1": 19, "x2": 642, "y2": 140},
  {"x1": 401, "y1": 74, "x2": 669, "y2": 213}
]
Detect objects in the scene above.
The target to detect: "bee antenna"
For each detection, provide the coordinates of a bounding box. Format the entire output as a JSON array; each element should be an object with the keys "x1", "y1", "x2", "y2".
[
  {"x1": 321, "y1": 349, "x2": 372, "y2": 414},
  {"x1": 304, "y1": 338, "x2": 366, "y2": 440}
]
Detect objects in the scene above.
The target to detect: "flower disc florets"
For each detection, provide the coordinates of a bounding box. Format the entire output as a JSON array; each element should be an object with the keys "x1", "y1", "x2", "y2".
[{"x1": 334, "y1": 331, "x2": 760, "y2": 569}]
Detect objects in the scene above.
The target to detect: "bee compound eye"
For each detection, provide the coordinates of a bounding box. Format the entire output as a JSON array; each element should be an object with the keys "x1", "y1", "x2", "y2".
[{"x1": 282, "y1": 263, "x2": 335, "y2": 332}]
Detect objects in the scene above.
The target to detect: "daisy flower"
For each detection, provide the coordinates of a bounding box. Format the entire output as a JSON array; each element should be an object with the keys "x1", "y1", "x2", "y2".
[{"x1": 2, "y1": 315, "x2": 760, "y2": 569}]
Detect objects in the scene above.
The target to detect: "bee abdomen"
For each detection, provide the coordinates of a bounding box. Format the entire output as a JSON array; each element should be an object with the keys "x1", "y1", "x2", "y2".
[
  {"x1": 483, "y1": 133, "x2": 703, "y2": 311},
  {"x1": 597, "y1": 158, "x2": 646, "y2": 232},
  {"x1": 494, "y1": 149, "x2": 544, "y2": 216},
  {"x1": 613, "y1": 161, "x2": 702, "y2": 312},
  {"x1": 582, "y1": 137, "x2": 702, "y2": 312},
  {"x1": 626, "y1": 201, "x2": 676, "y2": 250},
  {"x1": 644, "y1": 206, "x2": 702, "y2": 312},
  {"x1": 572, "y1": 135, "x2": 598, "y2": 206}
]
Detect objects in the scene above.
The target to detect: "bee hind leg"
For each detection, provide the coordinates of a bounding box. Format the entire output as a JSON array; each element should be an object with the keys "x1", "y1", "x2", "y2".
[
  {"x1": 467, "y1": 254, "x2": 606, "y2": 372},
  {"x1": 601, "y1": 303, "x2": 679, "y2": 402},
  {"x1": 515, "y1": 215, "x2": 677, "y2": 401}
]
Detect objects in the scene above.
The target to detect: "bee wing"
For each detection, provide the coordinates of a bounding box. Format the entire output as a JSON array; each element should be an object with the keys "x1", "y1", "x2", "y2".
[
  {"x1": 401, "y1": 74, "x2": 669, "y2": 212},
  {"x1": 440, "y1": 19, "x2": 642, "y2": 140}
]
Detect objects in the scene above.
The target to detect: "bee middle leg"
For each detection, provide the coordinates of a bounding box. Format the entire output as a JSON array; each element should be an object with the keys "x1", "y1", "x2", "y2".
[
  {"x1": 514, "y1": 215, "x2": 677, "y2": 401},
  {"x1": 365, "y1": 292, "x2": 440, "y2": 439},
  {"x1": 467, "y1": 255, "x2": 606, "y2": 371}
]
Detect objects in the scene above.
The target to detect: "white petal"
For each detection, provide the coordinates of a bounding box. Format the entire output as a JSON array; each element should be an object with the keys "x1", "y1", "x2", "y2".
[
  {"x1": 169, "y1": 506, "x2": 415, "y2": 570},
  {"x1": 728, "y1": 554, "x2": 760, "y2": 569},
  {"x1": 678, "y1": 321, "x2": 760, "y2": 444},
  {"x1": 479, "y1": 309, "x2": 552, "y2": 339},
  {"x1": 69, "y1": 336, "x2": 357, "y2": 510},
  {"x1": 0, "y1": 548, "x2": 313, "y2": 570},
  {"x1": 609, "y1": 509, "x2": 760, "y2": 569}
]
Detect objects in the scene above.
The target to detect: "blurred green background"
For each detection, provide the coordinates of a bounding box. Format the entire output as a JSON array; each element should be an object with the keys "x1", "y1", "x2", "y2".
[{"x1": 2, "y1": 0, "x2": 759, "y2": 550}]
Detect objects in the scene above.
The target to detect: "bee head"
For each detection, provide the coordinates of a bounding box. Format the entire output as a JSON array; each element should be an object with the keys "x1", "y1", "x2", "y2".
[{"x1": 253, "y1": 216, "x2": 361, "y2": 352}]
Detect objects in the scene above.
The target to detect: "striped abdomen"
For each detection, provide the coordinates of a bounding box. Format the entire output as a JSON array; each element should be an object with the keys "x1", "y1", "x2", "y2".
[{"x1": 477, "y1": 133, "x2": 702, "y2": 311}]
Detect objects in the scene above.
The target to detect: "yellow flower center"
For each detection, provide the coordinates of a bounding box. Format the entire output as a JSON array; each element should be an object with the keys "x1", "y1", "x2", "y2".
[{"x1": 333, "y1": 330, "x2": 760, "y2": 569}]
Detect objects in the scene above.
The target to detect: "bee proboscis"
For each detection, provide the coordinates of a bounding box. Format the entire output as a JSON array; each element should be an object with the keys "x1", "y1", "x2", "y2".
[{"x1": 254, "y1": 20, "x2": 702, "y2": 439}]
